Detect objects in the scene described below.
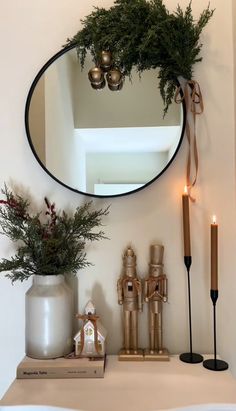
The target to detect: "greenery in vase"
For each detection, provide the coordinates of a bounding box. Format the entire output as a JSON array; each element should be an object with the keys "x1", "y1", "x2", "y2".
[
  {"x1": 0, "y1": 185, "x2": 109, "y2": 283},
  {"x1": 66, "y1": 0, "x2": 214, "y2": 115}
]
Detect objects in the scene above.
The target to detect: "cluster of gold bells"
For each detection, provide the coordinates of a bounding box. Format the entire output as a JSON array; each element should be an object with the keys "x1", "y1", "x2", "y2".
[{"x1": 88, "y1": 51, "x2": 124, "y2": 91}]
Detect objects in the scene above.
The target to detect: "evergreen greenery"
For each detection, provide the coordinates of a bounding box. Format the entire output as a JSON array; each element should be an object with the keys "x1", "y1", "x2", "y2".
[
  {"x1": 0, "y1": 185, "x2": 109, "y2": 283},
  {"x1": 66, "y1": 0, "x2": 214, "y2": 114}
]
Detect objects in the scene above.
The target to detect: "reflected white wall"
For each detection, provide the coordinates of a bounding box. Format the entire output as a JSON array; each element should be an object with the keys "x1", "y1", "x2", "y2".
[
  {"x1": 86, "y1": 152, "x2": 167, "y2": 193},
  {"x1": 45, "y1": 54, "x2": 81, "y2": 188}
]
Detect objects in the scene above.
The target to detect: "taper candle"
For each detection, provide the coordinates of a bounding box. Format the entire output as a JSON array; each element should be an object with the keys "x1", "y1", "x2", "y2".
[
  {"x1": 211, "y1": 215, "x2": 218, "y2": 290},
  {"x1": 182, "y1": 186, "x2": 191, "y2": 256}
]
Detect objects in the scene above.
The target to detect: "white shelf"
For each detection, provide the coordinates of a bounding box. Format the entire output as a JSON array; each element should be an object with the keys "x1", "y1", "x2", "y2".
[{"x1": 1, "y1": 355, "x2": 236, "y2": 411}]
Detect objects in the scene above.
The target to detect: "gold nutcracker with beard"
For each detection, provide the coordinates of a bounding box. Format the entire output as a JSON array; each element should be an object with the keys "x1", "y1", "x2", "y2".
[
  {"x1": 117, "y1": 246, "x2": 143, "y2": 360},
  {"x1": 144, "y1": 244, "x2": 169, "y2": 360}
]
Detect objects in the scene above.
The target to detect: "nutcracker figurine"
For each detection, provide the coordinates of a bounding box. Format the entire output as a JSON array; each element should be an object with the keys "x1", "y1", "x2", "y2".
[
  {"x1": 144, "y1": 244, "x2": 169, "y2": 360},
  {"x1": 117, "y1": 246, "x2": 143, "y2": 360}
]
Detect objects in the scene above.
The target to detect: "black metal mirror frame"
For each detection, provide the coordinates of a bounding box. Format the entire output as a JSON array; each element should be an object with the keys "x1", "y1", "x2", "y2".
[{"x1": 25, "y1": 44, "x2": 186, "y2": 198}]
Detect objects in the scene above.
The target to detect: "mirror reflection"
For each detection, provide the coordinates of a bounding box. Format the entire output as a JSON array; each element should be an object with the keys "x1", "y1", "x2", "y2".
[{"x1": 27, "y1": 46, "x2": 184, "y2": 197}]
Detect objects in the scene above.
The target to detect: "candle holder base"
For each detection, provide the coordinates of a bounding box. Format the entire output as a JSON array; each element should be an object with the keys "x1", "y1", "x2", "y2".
[
  {"x1": 203, "y1": 358, "x2": 228, "y2": 371},
  {"x1": 179, "y1": 352, "x2": 203, "y2": 364}
]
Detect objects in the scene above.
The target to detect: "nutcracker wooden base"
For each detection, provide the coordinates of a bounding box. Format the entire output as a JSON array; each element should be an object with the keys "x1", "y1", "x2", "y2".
[
  {"x1": 144, "y1": 348, "x2": 169, "y2": 361},
  {"x1": 118, "y1": 349, "x2": 144, "y2": 361}
]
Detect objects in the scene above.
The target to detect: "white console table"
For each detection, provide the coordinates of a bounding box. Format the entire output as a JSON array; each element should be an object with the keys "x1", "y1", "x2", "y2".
[{"x1": 1, "y1": 356, "x2": 236, "y2": 411}]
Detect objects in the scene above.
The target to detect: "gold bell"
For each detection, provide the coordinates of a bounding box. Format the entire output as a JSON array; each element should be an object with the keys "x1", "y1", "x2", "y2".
[
  {"x1": 88, "y1": 67, "x2": 106, "y2": 90},
  {"x1": 106, "y1": 68, "x2": 124, "y2": 91},
  {"x1": 100, "y1": 51, "x2": 112, "y2": 72}
]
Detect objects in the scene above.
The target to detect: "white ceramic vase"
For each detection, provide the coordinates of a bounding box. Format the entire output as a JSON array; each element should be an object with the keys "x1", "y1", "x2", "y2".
[{"x1": 25, "y1": 274, "x2": 73, "y2": 359}]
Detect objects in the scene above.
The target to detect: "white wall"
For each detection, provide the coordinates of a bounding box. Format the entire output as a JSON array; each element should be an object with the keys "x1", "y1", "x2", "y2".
[{"x1": 0, "y1": 0, "x2": 236, "y2": 399}]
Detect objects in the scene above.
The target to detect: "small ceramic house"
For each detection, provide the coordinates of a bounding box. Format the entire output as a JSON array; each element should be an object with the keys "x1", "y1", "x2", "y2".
[{"x1": 74, "y1": 301, "x2": 107, "y2": 358}]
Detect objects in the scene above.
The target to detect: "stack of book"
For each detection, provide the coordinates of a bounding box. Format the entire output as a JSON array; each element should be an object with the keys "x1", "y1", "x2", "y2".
[{"x1": 17, "y1": 356, "x2": 106, "y2": 379}]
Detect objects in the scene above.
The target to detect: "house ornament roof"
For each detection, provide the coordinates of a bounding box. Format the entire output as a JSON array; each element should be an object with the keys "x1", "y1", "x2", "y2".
[{"x1": 84, "y1": 300, "x2": 96, "y2": 315}]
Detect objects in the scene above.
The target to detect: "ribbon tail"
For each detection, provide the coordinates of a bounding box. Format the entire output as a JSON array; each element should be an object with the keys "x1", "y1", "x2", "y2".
[
  {"x1": 175, "y1": 79, "x2": 203, "y2": 202},
  {"x1": 191, "y1": 113, "x2": 199, "y2": 188},
  {"x1": 93, "y1": 321, "x2": 100, "y2": 355},
  {"x1": 79, "y1": 327, "x2": 85, "y2": 355}
]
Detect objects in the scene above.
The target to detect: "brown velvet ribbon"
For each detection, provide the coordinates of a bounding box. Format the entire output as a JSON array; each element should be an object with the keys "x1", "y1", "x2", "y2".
[
  {"x1": 175, "y1": 80, "x2": 204, "y2": 201},
  {"x1": 76, "y1": 313, "x2": 101, "y2": 355},
  {"x1": 146, "y1": 276, "x2": 166, "y2": 300}
]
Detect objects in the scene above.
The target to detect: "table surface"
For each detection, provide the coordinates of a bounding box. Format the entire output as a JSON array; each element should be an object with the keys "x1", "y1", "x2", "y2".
[{"x1": 1, "y1": 356, "x2": 236, "y2": 411}]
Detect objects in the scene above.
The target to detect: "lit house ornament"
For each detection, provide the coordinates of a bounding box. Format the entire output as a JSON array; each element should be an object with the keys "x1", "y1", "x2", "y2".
[{"x1": 74, "y1": 301, "x2": 107, "y2": 358}]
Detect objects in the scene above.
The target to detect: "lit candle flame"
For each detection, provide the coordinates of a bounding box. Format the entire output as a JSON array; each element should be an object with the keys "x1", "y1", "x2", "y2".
[
  {"x1": 184, "y1": 185, "x2": 188, "y2": 195},
  {"x1": 212, "y1": 215, "x2": 217, "y2": 224}
]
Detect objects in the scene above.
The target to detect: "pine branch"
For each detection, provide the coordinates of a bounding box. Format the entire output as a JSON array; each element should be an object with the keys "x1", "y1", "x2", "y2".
[{"x1": 0, "y1": 185, "x2": 109, "y2": 282}]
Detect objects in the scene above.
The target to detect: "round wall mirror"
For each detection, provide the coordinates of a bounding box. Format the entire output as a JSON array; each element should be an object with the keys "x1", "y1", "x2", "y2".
[{"x1": 25, "y1": 45, "x2": 186, "y2": 198}]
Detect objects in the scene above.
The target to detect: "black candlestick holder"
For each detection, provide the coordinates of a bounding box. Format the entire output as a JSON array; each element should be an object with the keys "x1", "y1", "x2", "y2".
[
  {"x1": 179, "y1": 256, "x2": 203, "y2": 364},
  {"x1": 203, "y1": 290, "x2": 228, "y2": 371}
]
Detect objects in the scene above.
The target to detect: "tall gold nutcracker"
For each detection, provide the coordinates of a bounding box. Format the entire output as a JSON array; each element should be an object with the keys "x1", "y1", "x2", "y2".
[
  {"x1": 144, "y1": 244, "x2": 169, "y2": 360},
  {"x1": 117, "y1": 246, "x2": 143, "y2": 360}
]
